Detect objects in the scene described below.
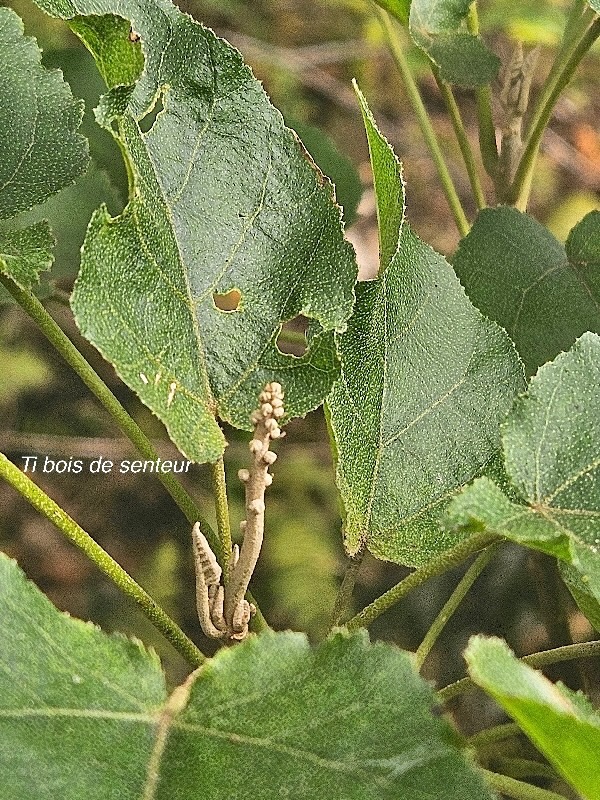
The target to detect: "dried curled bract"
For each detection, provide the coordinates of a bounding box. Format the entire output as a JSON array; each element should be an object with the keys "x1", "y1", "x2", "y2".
[{"x1": 193, "y1": 382, "x2": 284, "y2": 641}]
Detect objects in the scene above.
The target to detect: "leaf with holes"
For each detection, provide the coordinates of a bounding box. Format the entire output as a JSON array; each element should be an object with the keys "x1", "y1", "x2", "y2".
[
  {"x1": 446, "y1": 332, "x2": 600, "y2": 603},
  {"x1": 30, "y1": 0, "x2": 357, "y2": 463},
  {"x1": 0, "y1": 6, "x2": 88, "y2": 294},
  {"x1": 466, "y1": 636, "x2": 600, "y2": 800},
  {"x1": 326, "y1": 88, "x2": 525, "y2": 567},
  {"x1": 0, "y1": 553, "x2": 495, "y2": 800},
  {"x1": 409, "y1": 0, "x2": 500, "y2": 86},
  {"x1": 453, "y1": 207, "x2": 600, "y2": 375}
]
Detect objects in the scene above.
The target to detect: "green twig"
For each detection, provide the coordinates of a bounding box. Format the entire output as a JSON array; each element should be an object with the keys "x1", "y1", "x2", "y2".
[
  {"x1": 375, "y1": 6, "x2": 470, "y2": 237},
  {"x1": 0, "y1": 275, "x2": 217, "y2": 548},
  {"x1": 467, "y1": 722, "x2": 522, "y2": 750},
  {"x1": 344, "y1": 532, "x2": 499, "y2": 631},
  {"x1": 494, "y1": 758, "x2": 558, "y2": 782},
  {"x1": 415, "y1": 542, "x2": 500, "y2": 669},
  {"x1": 438, "y1": 639, "x2": 600, "y2": 703},
  {"x1": 0, "y1": 451, "x2": 206, "y2": 667},
  {"x1": 510, "y1": 10, "x2": 600, "y2": 208},
  {"x1": 466, "y1": 3, "x2": 499, "y2": 184},
  {"x1": 329, "y1": 550, "x2": 365, "y2": 629},
  {"x1": 431, "y1": 68, "x2": 487, "y2": 210},
  {"x1": 481, "y1": 769, "x2": 567, "y2": 800}
]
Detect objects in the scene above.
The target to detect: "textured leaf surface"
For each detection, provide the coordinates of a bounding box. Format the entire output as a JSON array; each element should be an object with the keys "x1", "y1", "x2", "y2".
[
  {"x1": 446, "y1": 333, "x2": 600, "y2": 602},
  {"x1": 453, "y1": 207, "x2": 600, "y2": 375},
  {"x1": 0, "y1": 554, "x2": 494, "y2": 800},
  {"x1": 0, "y1": 7, "x2": 88, "y2": 220},
  {"x1": 327, "y1": 92, "x2": 525, "y2": 567},
  {"x1": 31, "y1": 0, "x2": 357, "y2": 463},
  {"x1": 0, "y1": 223, "x2": 54, "y2": 290},
  {"x1": 409, "y1": 0, "x2": 500, "y2": 86},
  {"x1": 466, "y1": 636, "x2": 600, "y2": 800}
]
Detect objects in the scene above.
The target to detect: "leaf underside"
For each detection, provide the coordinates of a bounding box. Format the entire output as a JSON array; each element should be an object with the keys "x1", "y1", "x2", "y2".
[
  {"x1": 30, "y1": 0, "x2": 357, "y2": 464},
  {"x1": 327, "y1": 89, "x2": 525, "y2": 567},
  {"x1": 0, "y1": 554, "x2": 494, "y2": 800},
  {"x1": 466, "y1": 636, "x2": 600, "y2": 800}
]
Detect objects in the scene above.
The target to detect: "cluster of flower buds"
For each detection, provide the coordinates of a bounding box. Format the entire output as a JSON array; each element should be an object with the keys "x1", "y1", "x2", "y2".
[{"x1": 193, "y1": 382, "x2": 284, "y2": 642}]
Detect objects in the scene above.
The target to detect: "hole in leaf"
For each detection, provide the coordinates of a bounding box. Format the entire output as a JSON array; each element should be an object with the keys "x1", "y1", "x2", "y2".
[
  {"x1": 212, "y1": 290, "x2": 241, "y2": 312},
  {"x1": 276, "y1": 316, "x2": 309, "y2": 356},
  {"x1": 139, "y1": 91, "x2": 165, "y2": 134}
]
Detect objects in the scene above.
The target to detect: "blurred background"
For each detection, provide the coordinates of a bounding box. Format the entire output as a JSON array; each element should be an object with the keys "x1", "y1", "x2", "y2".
[{"x1": 0, "y1": 0, "x2": 599, "y2": 771}]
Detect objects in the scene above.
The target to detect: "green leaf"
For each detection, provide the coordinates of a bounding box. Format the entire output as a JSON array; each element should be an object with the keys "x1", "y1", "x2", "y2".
[
  {"x1": 559, "y1": 560, "x2": 600, "y2": 633},
  {"x1": 7, "y1": 161, "x2": 123, "y2": 280},
  {"x1": 326, "y1": 93, "x2": 525, "y2": 567},
  {"x1": 30, "y1": 0, "x2": 357, "y2": 464},
  {"x1": 453, "y1": 207, "x2": 600, "y2": 376},
  {"x1": 0, "y1": 7, "x2": 88, "y2": 220},
  {"x1": 409, "y1": 0, "x2": 500, "y2": 86},
  {"x1": 0, "y1": 223, "x2": 54, "y2": 290},
  {"x1": 374, "y1": 0, "x2": 411, "y2": 26},
  {"x1": 0, "y1": 553, "x2": 494, "y2": 799},
  {"x1": 446, "y1": 332, "x2": 600, "y2": 603},
  {"x1": 466, "y1": 635, "x2": 600, "y2": 800}
]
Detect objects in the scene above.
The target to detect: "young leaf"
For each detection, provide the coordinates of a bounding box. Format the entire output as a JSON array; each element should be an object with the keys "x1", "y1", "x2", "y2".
[
  {"x1": 0, "y1": 553, "x2": 494, "y2": 799},
  {"x1": 409, "y1": 0, "x2": 500, "y2": 86},
  {"x1": 446, "y1": 333, "x2": 600, "y2": 604},
  {"x1": 453, "y1": 207, "x2": 600, "y2": 375},
  {"x1": 466, "y1": 635, "x2": 600, "y2": 800},
  {"x1": 30, "y1": 0, "x2": 358, "y2": 464},
  {"x1": 326, "y1": 90, "x2": 525, "y2": 567}
]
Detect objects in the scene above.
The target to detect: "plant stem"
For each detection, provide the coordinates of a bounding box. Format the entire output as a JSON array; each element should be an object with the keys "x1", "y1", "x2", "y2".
[
  {"x1": 431, "y1": 68, "x2": 487, "y2": 210},
  {"x1": 375, "y1": 6, "x2": 470, "y2": 237},
  {"x1": 415, "y1": 542, "x2": 500, "y2": 669},
  {"x1": 510, "y1": 8, "x2": 600, "y2": 208},
  {"x1": 211, "y1": 457, "x2": 233, "y2": 572},
  {"x1": 0, "y1": 275, "x2": 217, "y2": 547},
  {"x1": 466, "y1": 3, "x2": 499, "y2": 183},
  {"x1": 467, "y1": 722, "x2": 522, "y2": 750},
  {"x1": 481, "y1": 769, "x2": 567, "y2": 800},
  {"x1": 438, "y1": 639, "x2": 600, "y2": 703},
  {"x1": 0, "y1": 451, "x2": 206, "y2": 668},
  {"x1": 1, "y1": 276, "x2": 269, "y2": 631},
  {"x1": 329, "y1": 550, "x2": 365, "y2": 629},
  {"x1": 344, "y1": 532, "x2": 499, "y2": 631},
  {"x1": 494, "y1": 758, "x2": 557, "y2": 782}
]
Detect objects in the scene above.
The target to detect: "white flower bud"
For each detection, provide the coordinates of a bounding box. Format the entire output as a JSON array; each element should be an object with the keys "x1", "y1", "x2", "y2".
[{"x1": 238, "y1": 468, "x2": 250, "y2": 483}]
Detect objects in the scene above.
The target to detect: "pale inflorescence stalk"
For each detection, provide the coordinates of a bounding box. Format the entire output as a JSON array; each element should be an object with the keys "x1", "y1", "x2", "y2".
[{"x1": 193, "y1": 382, "x2": 284, "y2": 642}]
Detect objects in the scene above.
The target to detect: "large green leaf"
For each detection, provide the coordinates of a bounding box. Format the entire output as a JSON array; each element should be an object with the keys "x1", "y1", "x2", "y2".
[
  {"x1": 453, "y1": 207, "x2": 600, "y2": 375},
  {"x1": 326, "y1": 90, "x2": 525, "y2": 567},
  {"x1": 0, "y1": 7, "x2": 88, "y2": 220},
  {"x1": 0, "y1": 6, "x2": 88, "y2": 298},
  {"x1": 446, "y1": 332, "x2": 600, "y2": 603},
  {"x1": 30, "y1": 0, "x2": 357, "y2": 463},
  {"x1": 466, "y1": 636, "x2": 600, "y2": 800},
  {"x1": 0, "y1": 553, "x2": 494, "y2": 799},
  {"x1": 409, "y1": 0, "x2": 500, "y2": 86}
]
